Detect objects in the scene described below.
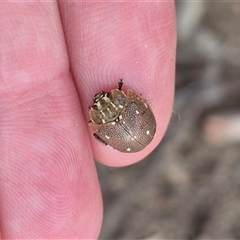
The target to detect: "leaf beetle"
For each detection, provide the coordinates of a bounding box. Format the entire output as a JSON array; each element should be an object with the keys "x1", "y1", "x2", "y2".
[{"x1": 88, "y1": 80, "x2": 156, "y2": 153}]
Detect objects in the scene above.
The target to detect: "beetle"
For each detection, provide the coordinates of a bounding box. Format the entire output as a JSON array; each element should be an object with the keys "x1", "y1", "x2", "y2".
[{"x1": 88, "y1": 80, "x2": 156, "y2": 153}]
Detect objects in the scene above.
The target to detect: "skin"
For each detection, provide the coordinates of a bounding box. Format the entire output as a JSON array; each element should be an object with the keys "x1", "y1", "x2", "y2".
[{"x1": 0, "y1": 1, "x2": 176, "y2": 239}]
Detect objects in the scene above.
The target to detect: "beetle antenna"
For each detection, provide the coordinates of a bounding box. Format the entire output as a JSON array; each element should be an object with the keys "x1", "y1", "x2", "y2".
[{"x1": 118, "y1": 79, "x2": 124, "y2": 91}]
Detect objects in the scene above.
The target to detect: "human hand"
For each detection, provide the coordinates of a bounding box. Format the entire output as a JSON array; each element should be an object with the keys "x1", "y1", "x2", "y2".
[{"x1": 0, "y1": 2, "x2": 176, "y2": 239}]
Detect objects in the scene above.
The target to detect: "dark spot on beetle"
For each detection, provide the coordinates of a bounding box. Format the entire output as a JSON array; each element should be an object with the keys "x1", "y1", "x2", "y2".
[
  {"x1": 141, "y1": 111, "x2": 146, "y2": 116},
  {"x1": 118, "y1": 79, "x2": 124, "y2": 91},
  {"x1": 92, "y1": 105, "x2": 98, "y2": 110},
  {"x1": 94, "y1": 91, "x2": 105, "y2": 102}
]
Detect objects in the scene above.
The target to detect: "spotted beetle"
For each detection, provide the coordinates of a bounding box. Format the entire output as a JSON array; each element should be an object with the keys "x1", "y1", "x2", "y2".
[{"x1": 88, "y1": 80, "x2": 156, "y2": 153}]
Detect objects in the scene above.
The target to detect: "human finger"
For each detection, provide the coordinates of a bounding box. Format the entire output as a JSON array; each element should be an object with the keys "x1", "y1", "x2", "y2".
[{"x1": 0, "y1": 2, "x2": 102, "y2": 238}]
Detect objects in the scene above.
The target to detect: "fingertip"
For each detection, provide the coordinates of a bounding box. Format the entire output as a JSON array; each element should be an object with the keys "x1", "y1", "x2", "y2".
[
  {"x1": 87, "y1": 2, "x2": 176, "y2": 166},
  {"x1": 60, "y1": 2, "x2": 176, "y2": 166},
  {"x1": 88, "y1": 75, "x2": 174, "y2": 167}
]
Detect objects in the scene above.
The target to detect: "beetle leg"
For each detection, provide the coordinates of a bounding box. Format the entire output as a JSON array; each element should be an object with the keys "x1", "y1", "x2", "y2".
[
  {"x1": 93, "y1": 133, "x2": 107, "y2": 145},
  {"x1": 118, "y1": 79, "x2": 124, "y2": 91}
]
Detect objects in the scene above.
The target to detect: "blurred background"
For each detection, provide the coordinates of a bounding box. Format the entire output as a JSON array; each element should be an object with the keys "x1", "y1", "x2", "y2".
[{"x1": 98, "y1": 2, "x2": 240, "y2": 239}]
